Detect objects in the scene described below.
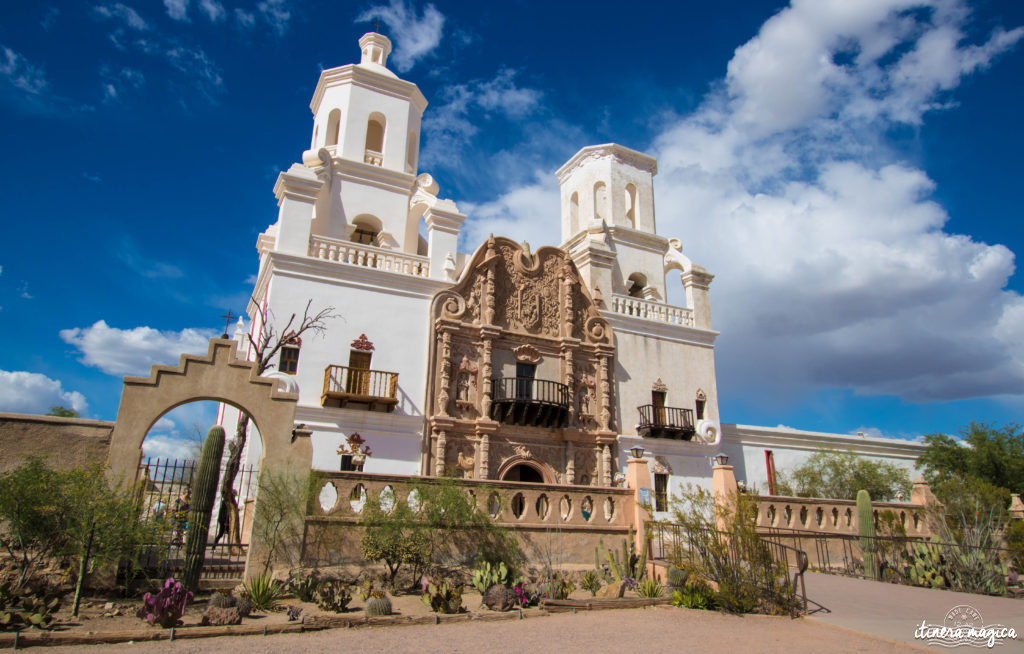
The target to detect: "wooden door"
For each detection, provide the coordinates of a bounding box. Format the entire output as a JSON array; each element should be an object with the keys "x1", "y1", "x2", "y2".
[
  {"x1": 652, "y1": 390, "x2": 666, "y2": 425},
  {"x1": 347, "y1": 351, "x2": 372, "y2": 395}
]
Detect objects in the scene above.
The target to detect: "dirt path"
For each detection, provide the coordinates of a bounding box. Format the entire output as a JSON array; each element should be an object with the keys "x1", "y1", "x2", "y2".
[{"x1": 45, "y1": 606, "x2": 922, "y2": 654}]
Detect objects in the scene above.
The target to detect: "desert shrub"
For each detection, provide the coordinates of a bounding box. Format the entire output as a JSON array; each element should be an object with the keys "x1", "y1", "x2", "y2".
[
  {"x1": 288, "y1": 570, "x2": 321, "y2": 602},
  {"x1": 581, "y1": 571, "x2": 602, "y2": 596},
  {"x1": 774, "y1": 448, "x2": 911, "y2": 501},
  {"x1": 240, "y1": 574, "x2": 286, "y2": 611},
  {"x1": 1005, "y1": 520, "x2": 1024, "y2": 572},
  {"x1": 671, "y1": 578, "x2": 718, "y2": 610},
  {"x1": 636, "y1": 578, "x2": 664, "y2": 598},
  {"x1": 664, "y1": 485, "x2": 794, "y2": 614},
  {"x1": 420, "y1": 578, "x2": 463, "y2": 614}
]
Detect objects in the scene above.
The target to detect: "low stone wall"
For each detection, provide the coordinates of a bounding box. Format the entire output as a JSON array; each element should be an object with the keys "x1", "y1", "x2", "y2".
[
  {"x1": 0, "y1": 412, "x2": 113, "y2": 474},
  {"x1": 303, "y1": 472, "x2": 635, "y2": 567},
  {"x1": 753, "y1": 494, "x2": 929, "y2": 537}
]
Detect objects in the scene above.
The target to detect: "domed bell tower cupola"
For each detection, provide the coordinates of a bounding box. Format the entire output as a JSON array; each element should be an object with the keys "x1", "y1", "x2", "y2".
[{"x1": 288, "y1": 32, "x2": 439, "y2": 259}]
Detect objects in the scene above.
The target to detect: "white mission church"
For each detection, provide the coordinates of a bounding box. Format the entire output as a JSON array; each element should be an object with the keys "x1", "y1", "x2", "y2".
[{"x1": 218, "y1": 32, "x2": 925, "y2": 518}]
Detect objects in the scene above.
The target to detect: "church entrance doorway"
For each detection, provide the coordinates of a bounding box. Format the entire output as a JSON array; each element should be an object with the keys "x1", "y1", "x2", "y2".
[{"x1": 502, "y1": 463, "x2": 545, "y2": 483}]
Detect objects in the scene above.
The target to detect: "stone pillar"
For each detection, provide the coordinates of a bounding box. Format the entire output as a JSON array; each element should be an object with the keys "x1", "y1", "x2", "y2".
[
  {"x1": 598, "y1": 351, "x2": 613, "y2": 431},
  {"x1": 437, "y1": 330, "x2": 452, "y2": 416},
  {"x1": 712, "y1": 461, "x2": 738, "y2": 533},
  {"x1": 424, "y1": 206, "x2": 465, "y2": 281},
  {"x1": 272, "y1": 164, "x2": 324, "y2": 256},
  {"x1": 478, "y1": 433, "x2": 490, "y2": 480},
  {"x1": 681, "y1": 267, "x2": 714, "y2": 330},
  {"x1": 434, "y1": 430, "x2": 447, "y2": 476},
  {"x1": 601, "y1": 444, "x2": 613, "y2": 487},
  {"x1": 480, "y1": 326, "x2": 499, "y2": 419},
  {"x1": 911, "y1": 478, "x2": 939, "y2": 507},
  {"x1": 625, "y1": 454, "x2": 652, "y2": 561},
  {"x1": 565, "y1": 441, "x2": 575, "y2": 485},
  {"x1": 1009, "y1": 493, "x2": 1023, "y2": 520}
]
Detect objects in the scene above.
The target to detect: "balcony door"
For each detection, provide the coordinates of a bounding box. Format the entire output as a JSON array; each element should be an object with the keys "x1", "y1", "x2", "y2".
[
  {"x1": 515, "y1": 362, "x2": 535, "y2": 400},
  {"x1": 347, "y1": 350, "x2": 372, "y2": 395},
  {"x1": 652, "y1": 390, "x2": 666, "y2": 425}
]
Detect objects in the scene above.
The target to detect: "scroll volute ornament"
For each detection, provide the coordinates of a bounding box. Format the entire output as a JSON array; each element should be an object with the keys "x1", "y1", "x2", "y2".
[{"x1": 513, "y1": 344, "x2": 542, "y2": 364}]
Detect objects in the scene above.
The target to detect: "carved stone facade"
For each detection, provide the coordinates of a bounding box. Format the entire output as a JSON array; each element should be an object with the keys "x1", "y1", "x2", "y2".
[{"x1": 425, "y1": 237, "x2": 617, "y2": 485}]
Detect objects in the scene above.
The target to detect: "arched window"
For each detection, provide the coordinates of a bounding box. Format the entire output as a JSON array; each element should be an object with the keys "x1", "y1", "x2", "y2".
[
  {"x1": 364, "y1": 113, "x2": 386, "y2": 165},
  {"x1": 406, "y1": 130, "x2": 418, "y2": 172},
  {"x1": 351, "y1": 215, "x2": 382, "y2": 246},
  {"x1": 326, "y1": 109, "x2": 341, "y2": 147},
  {"x1": 569, "y1": 192, "x2": 579, "y2": 232},
  {"x1": 593, "y1": 182, "x2": 607, "y2": 221},
  {"x1": 312, "y1": 125, "x2": 319, "y2": 149},
  {"x1": 627, "y1": 272, "x2": 647, "y2": 298},
  {"x1": 625, "y1": 183, "x2": 637, "y2": 227}
]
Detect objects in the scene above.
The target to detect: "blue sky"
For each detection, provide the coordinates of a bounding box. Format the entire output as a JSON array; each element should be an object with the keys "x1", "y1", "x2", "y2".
[{"x1": 2, "y1": 0, "x2": 1023, "y2": 453}]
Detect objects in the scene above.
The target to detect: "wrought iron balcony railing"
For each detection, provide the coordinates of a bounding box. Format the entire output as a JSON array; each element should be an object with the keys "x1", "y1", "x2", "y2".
[
  {"x1": 637, "y1": 404, "x2": 696, "y2": 440},
  {"x1": 490, "y1": 376, "x2": 570, "y2": 428},
  {"x1": 322, "y1": 365, "x2": 398, "y2": 412}
]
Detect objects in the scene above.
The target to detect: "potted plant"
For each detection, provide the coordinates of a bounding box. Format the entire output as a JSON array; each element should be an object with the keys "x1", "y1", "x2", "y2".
[{"x1": 338, "y1": 432, "x2": 373, "y2": 471}]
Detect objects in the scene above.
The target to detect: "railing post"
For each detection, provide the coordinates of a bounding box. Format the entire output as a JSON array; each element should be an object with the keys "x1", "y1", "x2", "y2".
[
  {"x1": 712, "y1": 461, "x2": 738, "y2": 533},
  {"x1": 625, "y1": 453, "x2": 652, "y2": 573}
]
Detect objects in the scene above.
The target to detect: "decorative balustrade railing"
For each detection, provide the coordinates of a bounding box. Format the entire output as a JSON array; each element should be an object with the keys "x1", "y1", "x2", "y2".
[
  {"x1": 637, "y1": 404, "x2": 695, "y2": 439},
  {"x1": 308, "y1": 472, "x2": 634, "y2": 531},
  {"x1": 308, "y1": 235, "x2": 430, "y2": 277},
  {"x1": 363, "y1": 148, "x2": 383, "y2": 166},
  {"x1": 490, "y1": 376, "x2": 571, "y2": 427},
  {"x1": 609, "y1": 294, "x2": 694, "y2": 326},
  {"x1": 322, "y1": 365, "x2": 398, "y2": 410},
  {"x1": 752, "y1": 495, "x2": 930, "y2": 537}
]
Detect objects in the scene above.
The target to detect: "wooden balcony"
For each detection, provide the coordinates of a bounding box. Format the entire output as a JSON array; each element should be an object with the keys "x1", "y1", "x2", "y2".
[
  {"x1": 637, "y1": 404, "x2": 695, "y2": 440},
  {"x1": 322, "y1": 365, "x2": 398, "y2": 412},
  {"x1": 490, "y1": 377, "x2": 570, "y2": 428}
]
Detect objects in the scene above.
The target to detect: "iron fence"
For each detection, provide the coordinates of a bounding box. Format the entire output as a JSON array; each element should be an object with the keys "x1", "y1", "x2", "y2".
[
  {"x1": 763, "y1": 526, "x2": 1017, "y2": 595},
  {"x1": 135, "y1": 457, "x2": 258, "y2": 581},
  {"x1": 647, "y1": 521, "x2": 810, "y2": 617}
]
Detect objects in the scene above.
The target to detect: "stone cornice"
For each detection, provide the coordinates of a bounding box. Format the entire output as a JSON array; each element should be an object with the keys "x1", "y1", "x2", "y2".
[
  {"x1": 294, "y1": 404, "x2": 424, "y2": 436},
  {"x1": 317, "y1": 156, "x2": 417, "y2": 195},
  {"x1": 266, "y1": 250, "x2": 452, "y2": 299},
  {"x1": 555, "y1": 143, "x2": 658, "y2": 182},
  {"x1": 617, "y1": 433, "x2": 718, "y2": 456},
  {"x1": 423, "y1": 208, "x2": 465, "y2": 234},
  {"x1": 721, "y1": 423, "x2": 927, "y2": 460},
  {"x1": 273, "y1": 165, "x2": 324, "y2": 205},
  {"x1": 309, "y1": 64, "x2": 428, "y2": 116},
  {"x1": 601, "y1": 310, "x2": 719, "y2": 348},
  {"x1": 606, "y1": 225, "x2": 669, "y2": 253}
]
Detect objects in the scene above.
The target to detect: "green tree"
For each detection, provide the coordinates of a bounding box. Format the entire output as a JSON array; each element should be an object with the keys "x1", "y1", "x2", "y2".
[
  {"x1": 59, "y1": 466, "x2": 151, "y2": 616},
  {"x1": 775, "y1": 448, "x2": 912, "y2": 501},
  {"x1": 917, "y1": 422, "x2": 1024, "y2": 499},
  {"x1": 0, "y1": 458, "x2": 66, "y2": 588},
  {"x1": 45, "y1": 406, "x2": 79, "y2": 418}
]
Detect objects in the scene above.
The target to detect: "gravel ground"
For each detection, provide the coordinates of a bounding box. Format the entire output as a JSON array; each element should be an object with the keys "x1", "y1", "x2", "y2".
[{"x1": 45, "y1": 606, "x2": 923, "y2": 654}]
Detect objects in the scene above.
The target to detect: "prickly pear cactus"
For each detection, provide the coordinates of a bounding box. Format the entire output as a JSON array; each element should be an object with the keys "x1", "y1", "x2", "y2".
[{"x1": 902, "y1": 543, "x2": 946, "y2": 589}]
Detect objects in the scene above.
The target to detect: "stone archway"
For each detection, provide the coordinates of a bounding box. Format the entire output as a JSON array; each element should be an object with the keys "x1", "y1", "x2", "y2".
[
  {"x1": 106, "y1": 338, "x2": 305, "y2": 490},
  {"x1": 496, "y1": 456, "x2": 556, "y2": 484}
]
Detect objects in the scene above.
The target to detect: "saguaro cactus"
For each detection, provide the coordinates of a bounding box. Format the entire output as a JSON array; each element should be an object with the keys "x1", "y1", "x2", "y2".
[
  {"x1": 857, "y1": 489, "x2": 878, "y2": 580},
  {"x1": 182, "y1": 426, "x2": 226, "y2": 591}
]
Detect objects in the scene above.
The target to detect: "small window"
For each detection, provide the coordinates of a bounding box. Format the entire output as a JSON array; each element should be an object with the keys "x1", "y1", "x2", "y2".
[
  {"x1": 627, "y1": 273, "x2": 647, "y2": 298},
  {"x1": 326, "y1": 109, "x2": 341, "y2": 147},
  {"x1": 340, "y1": 454, "x2": 355, "y2": 471},
  {"x1": 696, "y1": 398, "x2": 706, "y2": 420},
  {"x1": 654, "y1": 473, "x2": 668, "y2": 512},
  {"x1": 280, "y1": 345, "x2": 299, "y2": 375},
  {"x1": 365, "y1": 114, "x2": 385, "y2": 153}
]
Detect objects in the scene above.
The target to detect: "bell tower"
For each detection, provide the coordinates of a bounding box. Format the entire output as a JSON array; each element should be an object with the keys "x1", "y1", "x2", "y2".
[
  {"x1": 291, "y1": 32, "x2": 432, "y2": 255},
  {"x1": 556, "y1": 144, "x2": 668, "y2": 303}
]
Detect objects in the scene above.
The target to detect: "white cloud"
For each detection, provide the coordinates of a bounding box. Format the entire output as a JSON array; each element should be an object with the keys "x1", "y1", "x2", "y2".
[
  {"x1": 463, "y1": 0, "x2": 1024, "y2": 407},
  {"x1": 234, "y1": 9, "x2": 256, "y2": 29},
  {"x1": 1, "y1": 46, "x2": 48, "y2": 96},
  {"x1": 60, "y1": 321, "x2": 217, "y2": 377},
  {"x1": 421, "y1": 68, "x2": 543, "y2": 170},
  {"x1": 0, "y1": 370, "x2": 88, "y2": 415},
  {"x1": 164, "y1": 0, "x2": 189, "y2": 21},
  {"x1": 92, "y1": 3, "x2": 150, "y2": 31},
  {"x1": 357, "y1": 0, "x2": 444, "y2": 72},
  {"x1": 258, "y1": 0, "x2": 290, "y2": 36},
  {"x1": 199, "y1": 0, "x2": 225, "y2": 22},
  {"x1": 100, "y1": 65, "x2": 145, "y2": 103}
]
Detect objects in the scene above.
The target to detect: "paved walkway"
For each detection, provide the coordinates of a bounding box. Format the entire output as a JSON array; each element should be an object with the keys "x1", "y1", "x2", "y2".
[{"x1": 804, "y1": 572, "x2": 1023, "y2": 652}]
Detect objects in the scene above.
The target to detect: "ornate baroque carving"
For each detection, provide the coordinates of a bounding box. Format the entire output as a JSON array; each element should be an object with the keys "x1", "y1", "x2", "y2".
[{"x1": 513, "y1": 344, "x2": 542, "y2": 364}]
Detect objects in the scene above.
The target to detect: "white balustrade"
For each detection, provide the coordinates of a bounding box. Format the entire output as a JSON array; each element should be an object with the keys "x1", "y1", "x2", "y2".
[
  {"x1": 609, "y1": 294, "x2": 694, "y2": 326},
  {"x1": 308, "y1": 235, "x2": 430, "y2": 278}
]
